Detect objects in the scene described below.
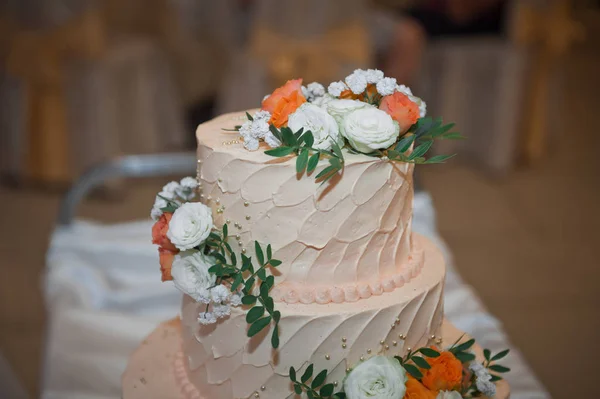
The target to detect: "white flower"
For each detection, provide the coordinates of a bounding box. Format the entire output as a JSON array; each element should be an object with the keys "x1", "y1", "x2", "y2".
[
  {"x1": 198, "y1": 311, "x2": 217, "y2": 325},
  {"x1": 313, "y1": 93, "x2": 335, "y2": 108},
  {"x1": 239, "y1": 110, "x2": 275, "y2": 151},
  {"x1": 210, "y1": 284, "x2": 230, "y2": 303},
  {"x1": 167, "y1": 202, "x2": 213, "y2": 250},
  {"x1": 263, "y1": 132, "x2": 281, "y2": 148},
  {"x1": 158, "y1": 190, "x2": 176, "y2": 201},
  {"x1": 376, "y1": 77, "x2": 397, "y2": 96},
  {"x1": 436, "y1": 391, "x2": 462, "y2": 399},
  {"x1": 476, "y1": 378, "x2": 496, "y2": 397},
  {"x1": 326, "y1": 99, "x2": 368, "y2": 124},
  {"x1": 150, "y1": 196, "x2": 168, "y2": 221},
  {"x1": 253, "y1": 110, "x2": 271, "y2": 121},
  {"x1": 307, "y1": 82, "x2": 325, "y2": 97},
  {"x1": 230, "y1": 293, "x2": 242, "y2": 306},
  {"x1": 288, "y1": 103, "x2": 341, "y2": 151},
  {"x1": 171, "y1": 251, "x2": 217, "y2": 301},
  {"x1": 180, "y1": 176, "x2": 198, "y2": 189},
  {"x1": 396, "y1": 84, "x2": 413, "y2": 96},
  {"x1": 197, "y1": 288, "x2": 211, "y2": 304},
  {"x1": 365, "y1": 69, "x2": 384, "y2": 84},
  {"x1": 343, "y1": 356, "x2": 407, "y2": 399},
  {"x1": 341, "y1": 106, "x2": 400, "y2": 153},
  {"x1": 162, "y1": 181, "x2": 180, "y2": 195},
  {"x1": 176, "y1": 177, "x2": 198, "y2": 200},
  {"x1": 345, "y1": 70, "x2": 368, "y2": 94},
  {"x1": 469, "y1": 363, "x2": 486, "y2": 376},
  {"x1": 411, "y1": 95, "x2": 427, "y2": 118},
  {"x1": 328, "y1": 81, "x2": 348, "y2": 97},
  {"x1": 213, "y1": 303, "x2": 231, "y2": 319}
]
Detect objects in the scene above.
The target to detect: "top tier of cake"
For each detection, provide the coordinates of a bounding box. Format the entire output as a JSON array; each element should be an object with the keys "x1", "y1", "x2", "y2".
[{"x1": 196, "y1": 111, "x2": 416, "y2": 303}]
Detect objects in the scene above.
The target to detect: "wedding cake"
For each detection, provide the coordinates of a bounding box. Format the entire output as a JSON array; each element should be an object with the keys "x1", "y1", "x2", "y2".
[{"x1": 123, "y1": 71, "x2": 511, "y2": 399}]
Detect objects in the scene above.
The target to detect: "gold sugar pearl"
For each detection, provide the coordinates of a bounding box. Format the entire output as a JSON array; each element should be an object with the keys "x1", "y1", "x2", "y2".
[
  {"x1": 407, "y1": 347, "x2": 412, "y2": 352},
  {"x1": 216, "y1": 198, "x2": 220, "y2": 204},
  {"x1": 392, "y1": 341, "x2": 397, "y2": 346},
  {"x1": 200, "y1": 194, "x2": 205, "y2": 199},
  {"x1": 244, "y1": 201, "x2": 250, "y2": 207},
  {"x1": 333, "y1": 381, "x2": 338, "y2": 387},
  {"x1": 226, "y1": 219, "x2": 231, "y2": 223},
  {"x1": 399, "y1": 334, "x2": 406, "y2": 340},
  {"x1": 242, "y1": 248, "x2": 247, "y2": 253},
  {"x1": 342, "y1": 343, "x2": 347, "y2": 349},
  {"x1": 216, "y1": 208, "x2": 223, "y2": 214},
  {"x1": 207, "y1": 196, "x2": 212, "y2": 201},
  {"x1": 254, "y1": 392, "x2": 259, "y2": 398},
  {"x1": 346, "y1": 368, "x2": 351, "y2": 373},
  {"x1": 342, "y1": 337, "x2": 347, "y2": 342},
  {"x1": 391, "y1": 324, "x2": 396, "y2": 328},
  {"x1": 395, "y1": 318, "x2": 400, "y2": 324},
  {"x1": 367, "y1": 349, "x2": 371, "y2": 354},
  {"x1": 380, "y1": 340, "x2": 385, "y2": 345},
  {"x1": 436, "y1": 338, "x2": 443, "y2": 344},
  {"x1": 235, "y1": 234, "x2": 241, "y2": 239},
  {"x1": 218, "y1": 178, "x2": 223, "y2": 182},
  {"x1": 325, "y1": 355, "x2": 330, "y2": 360},
  {"x1": 237, "y1": 224, "x2": 242, "y2": 229},
  {"x1": 260, "y1": 386, "x2": 266, "y2": 391},
  {"x1": 385, "y1": 345, "x2": 389, "y2": 350},
  {"x1": 360, "y1": 356, "x2": 365, "y2": 361},
  {"x1": 430, "y1": 335, "x2": 436, "y2": 340},
  {"x1": 246, "y1": 215, "x2": 251, "y2": 220},
  {"x1": 238, "y1": 241, "x2": 243, "y2": 246}
]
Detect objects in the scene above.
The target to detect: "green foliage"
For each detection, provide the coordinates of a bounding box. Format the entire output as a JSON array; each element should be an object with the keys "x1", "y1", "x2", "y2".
[
  {"x1": 264, "y1": 126, "x2": 345, "y2": 184},
  {"x1": 395, "y1": 345, "x2": 441, "y2": 380},
  {"x1": 204, "y1": 225, "x2": 283, "y2": 348},
  {"x1": 289, "y1": 365, "x2": 345, "y2": 399}
]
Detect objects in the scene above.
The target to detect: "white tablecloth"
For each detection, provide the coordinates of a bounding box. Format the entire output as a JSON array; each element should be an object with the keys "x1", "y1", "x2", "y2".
[{"x1": 41, "y1": 193, "x2": 550, "y2": 399}]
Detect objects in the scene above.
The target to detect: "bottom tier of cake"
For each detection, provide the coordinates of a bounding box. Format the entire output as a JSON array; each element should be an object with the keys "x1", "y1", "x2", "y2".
[{"x1": 122, "y1": 318, "x2": 510, "y2": 399}]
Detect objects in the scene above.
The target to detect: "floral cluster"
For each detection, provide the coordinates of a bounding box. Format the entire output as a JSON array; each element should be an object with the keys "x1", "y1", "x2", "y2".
[
  {"x1": 232, "y1": 69, "x2": 462, "y2": 184},
  {"x1": 289, "y1": 339, "x2": 510, "y2": 399},
  {"x1": 150, "y1": 178, "x2": 282, "y2": 346}
]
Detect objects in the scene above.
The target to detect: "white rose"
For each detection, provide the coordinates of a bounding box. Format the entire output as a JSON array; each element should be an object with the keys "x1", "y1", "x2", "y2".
[
  {"x1": 436, "y1": 391, "x2": 462, "y2": 399},
  {"x1": 344, "y1": 356, "x2": 407, "y2": 399},
  {"x1": 341, "y1": 106, "x2": 400, "y2": 153},
  {"x1": 288, "y1": 103, "x2": 341, "y2": 151},
  {"x1": 171, "y1": 251, "x2": 217, "y2": 301},
  {"x1": 326, "y1": 99, "x2": 368, "y2": 125},
  {"x1": 167, "y1": 202, "x2": 213, "y2": 250}
]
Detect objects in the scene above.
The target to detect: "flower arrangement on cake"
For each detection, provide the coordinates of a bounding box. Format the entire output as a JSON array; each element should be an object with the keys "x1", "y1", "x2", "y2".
[{"x1": 228, "y1": 69, "x2": 463, "y2": 183}]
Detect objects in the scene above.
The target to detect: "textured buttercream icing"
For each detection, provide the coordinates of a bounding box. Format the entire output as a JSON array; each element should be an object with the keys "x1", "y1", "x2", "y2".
[{"x1": 197, "y1": 111, "x2": 414, "y2": 294}]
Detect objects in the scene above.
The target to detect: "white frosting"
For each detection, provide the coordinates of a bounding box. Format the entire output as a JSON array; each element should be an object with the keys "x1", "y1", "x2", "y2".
[{"x1": 196, "y1": 111, "x2": 414, "y2": 291}]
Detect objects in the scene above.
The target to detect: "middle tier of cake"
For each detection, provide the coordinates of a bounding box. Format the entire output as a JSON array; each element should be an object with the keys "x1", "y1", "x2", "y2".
[{"x1": 180, "y1": 233, "x2": 445, "y2": 399}]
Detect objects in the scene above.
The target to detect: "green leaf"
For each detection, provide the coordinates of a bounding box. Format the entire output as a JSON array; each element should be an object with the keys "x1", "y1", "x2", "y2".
[
  {"x1": 281, "y1": 127, "x2": 298, "y2": 146},
  {"x1": 259, "y1": 280, "x2": 270, "y2": 299},
  {"x1": 484, "y1": 349, "x2": 491, "y2": 361},
  {"x1": 290, "y1": 367, "x2": 297, "y2": 382},
  {"x1": 301, "y1": 364, "x2": 314, "y2": 383},
  {"x1": 315, "y1": 165, "x2": 337, "y2": 180},
  {"x1": 403, "y1": 364, "x2": 423, "y2": 379},
  {"x1": 264, "y1": 146, "x2": 294, "y2": 157},
  {"x1": 307, "y1": 391, "x2": 315, "y2": 399},
  {"x1": 307, "y1": 152, "x2": 320, "y2": 174},
  {"x1": 272, "y1": 310, "x2": 281, "y2": 322},
  {"x1": 395, "y1": 134, "x2": 416, "y2": 153},
  {"x1": 271, "y1": 324, "x2": 280, "y2": 348},
  {"x1": 418, "y1": 348, "x2": 440, "y2": 358},
  {"x1": 222, "y1": 223, "x2": 228, "y2": 238},
  {"x1": 267, "y1": 244, "x2": 272, "y2": 260},
  {"x1": 331, "y1": 141, "x2": 344, "y2": 161},
  {"x1": 452, "y1": 338, "x2": 475, "y2": 353},
  {"x1": 269, "y1": 124, "x2": 282, "y2": 142},
  {"x1": 212, "y1": 252, "x2": 227, "y2": 264},
  {"x1": 408, "y1": 140, "x2": 433, "y2": 161},
  {"x1": 491, "y1": 349, "x2": 510, "y2": 361},
  {"x1": 231, "y1": 273, "x2": 243, "y2": 291},
  {"x1": 312, "y1": 369, "x2": 328, "y2": 388},
  {"x1": 441, "y1": 132, "x2": 465, "y2": 140},
  {"x1": 229, "y1": 251, "x2": 237, "y2": 266},
  {"x1": 255, "y1": 241, "x2": 265, "y2": 265},
  {"x1": 411, "y1": 356, "x2": 430, "y2": 369},
  {"x1": 320, "y1": 383, "x2": 335, "y2": 397},
  {"x1": 257, "y1": 268, "x2": 267, "y2": 281},
  {"x1": 246, "y1": 306, "x2": 264, "y2": 323},
  {"x1": 247, "y1": 315, "x2": 272, "y2": 337},
  {"x1": 454, "y1": 351, "x2": 476, "y2": 363},
  {"x1": 424, "y1": 154, "x2": 455, "y2": 164},
  {"x1": 269, "y1": 259, "x2": 282, "y2": 267},
  {"x1": 294, "y1": 128, "x2": 304, "y2": 140},
  {"x1": 241, "y1": 295, "x2": 256, "y2": 305},
  {"x1": 294, "y1": 383, "x2": 302, "y2": 394},
  {"x1": 265, "y1": 275, "x2": 275, "y2": 290},
  {"x1": 334, "y1": 393, "x2": 347, "y2": 399},
  {"x1": 245, "y1": 111, "x2": 254, "y2": 121},
  {"x1": 329, "y1": 156, "x2": 342, "y2": 169},
  {"x1": 244, "y1": 276, "x2": 255, "y2": 293},
  {"x1": 297, "y1": 148, "x2": 309, "y2": 174},
  {"x1": 489, "y1": 364, "x2": 511, "y2": 373},
  {"x1": 264, "y1": 296, "x2": 274, "y2": 312},
  {"x1": 241, "y1": 254, "x2": 252, "y2": 272},
  {"x1": 303, "y1": 131, "x2": 315, "y2": 148},
  {"x1": 490, "y1": 374, "x2": 503, "y2": 382}
]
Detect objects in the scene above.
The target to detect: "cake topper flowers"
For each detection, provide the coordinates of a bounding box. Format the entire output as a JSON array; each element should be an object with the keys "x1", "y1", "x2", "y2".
[
  {"x1": 150, "y1": 179, "x2": 283, "y2": 348},
  {"x1": 227, "y1": 69, "x2": 464, "y2": 183}
]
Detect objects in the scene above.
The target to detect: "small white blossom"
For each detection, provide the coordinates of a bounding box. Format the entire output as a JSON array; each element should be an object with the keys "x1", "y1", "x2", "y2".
[
  {"x1": 262, "y1": 94, "x2": 270, "y2": 102},
  {"x1": 345, "y1": 70, "x2": 368, "y2": 94},
  {"x1": 476, "y1": 378, "x2": 497, "y2": 397},
  {"x1": 365, "y1": 69, "x2": 384, "y2": 84},
  {"x1": 253, "y1": 110, "x2": 271, "y2": 121},
  {"x1": 240, "y1": 111, "x2": 273, "y2": 151},
  {"x1": 176, "y1": 177, "x2": 198, "y2": 200},
  {"x1": 210, "y1": 284, "x2": 230, "y2": 303},
  {"x1": 376, "y1": 77, "x2": 397, "y2": 96},
  {"x1": 162, "y1": 181, "x2": 180, "y2": 195},
  {"x1": 180, "y1": 177, "x2": 198, "y2": 189},
  {"x1": 436, "y1": 391, "x2": 462, "y2": 399},
  {"x1": 150, "y1": 196, "x2": 168, "y2": 221},
  {"x1": 198, "y1": 311, "x2": 217, "y2": 325},
  {"x1": 197, "y1": 288, "x2": 211, "y2": 304},
  {"x1": 312, "y1": 93, "x2": 335, "y2": 108},
  {"x1": 307, "y1": 82, "x2": 325, "y2": 97},
  {"x1": 410, "y1": 95, "x2": 427, "y2": 118},
  {"x1": 263, "y1": 132, "x2": 281, "y2": 148},
  {"x1": 213, "y1": 303, "x2": 231, "y2": 319},
  {"x1": 230, "y1": 293, "x2": 242, "y2": 306},
  {"x1": 469, "y1": 363, "x2": 486, "y2": 376},
  {"x1": 158, "y1": 189, "x2": 176, "y2": 201},
  {"x1": 328, "y1": 81, "x2": 348, "y2": 97}
]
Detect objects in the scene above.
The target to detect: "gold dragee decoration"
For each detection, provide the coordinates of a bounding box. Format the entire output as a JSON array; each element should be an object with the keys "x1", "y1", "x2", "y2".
[{"x1": 250, "y1": 22, "x2": 372, "y2": 88}]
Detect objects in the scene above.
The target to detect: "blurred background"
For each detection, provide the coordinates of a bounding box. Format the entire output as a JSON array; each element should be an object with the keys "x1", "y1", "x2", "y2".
[{"x1": 0, "y1": 0, "x2": 598, "y2": 398}]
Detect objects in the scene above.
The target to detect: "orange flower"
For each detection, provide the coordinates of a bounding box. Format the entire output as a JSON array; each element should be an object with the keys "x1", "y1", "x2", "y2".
[
  {"x1": 421, "y1": 351, "x2": 463, "y2": 392},
  {"x1": 152, "y1": 212, "x2": 177, "y2": 252},
  {"x1": 339, "y1": 89, "x2": 360, "y2": 100},
  {"x1": 158, "y1": 247, "x2": 176, "y2": 281},
  {"x1": 403, "y1": 376, "x2": 436, "y2": 399},
  {"x1": 379, "y1": 91, "x2": 420, "y2": 134},
  {"x1": 261, "y1": 79, "x2": 306, "y2": 127}
]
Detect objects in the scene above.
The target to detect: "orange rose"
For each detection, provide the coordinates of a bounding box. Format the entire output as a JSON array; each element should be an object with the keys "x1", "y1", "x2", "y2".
[
  {"x1": 151, "y1": 213, "x2": 177, "y2": 252},
  {"x1": 158, "y1": 247, "x2": 176, "y2": 281},
  {"x1": 261, "y1": 79, "x2": 306, "y2": 127},
  {"x1": 403, "y1": 376, "x2": 436, "y2": 399},
  {"x1": 379, "y1": 91, "x2": 420, "y2": 134},
  {"x1": 421, "y1": 351, "x2": 463, "y2": 392}
]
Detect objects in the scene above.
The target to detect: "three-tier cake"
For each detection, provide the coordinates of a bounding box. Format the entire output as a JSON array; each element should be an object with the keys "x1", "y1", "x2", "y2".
[{"x1": 123, "y1": 72, "x2": 511, "y2": 399}]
